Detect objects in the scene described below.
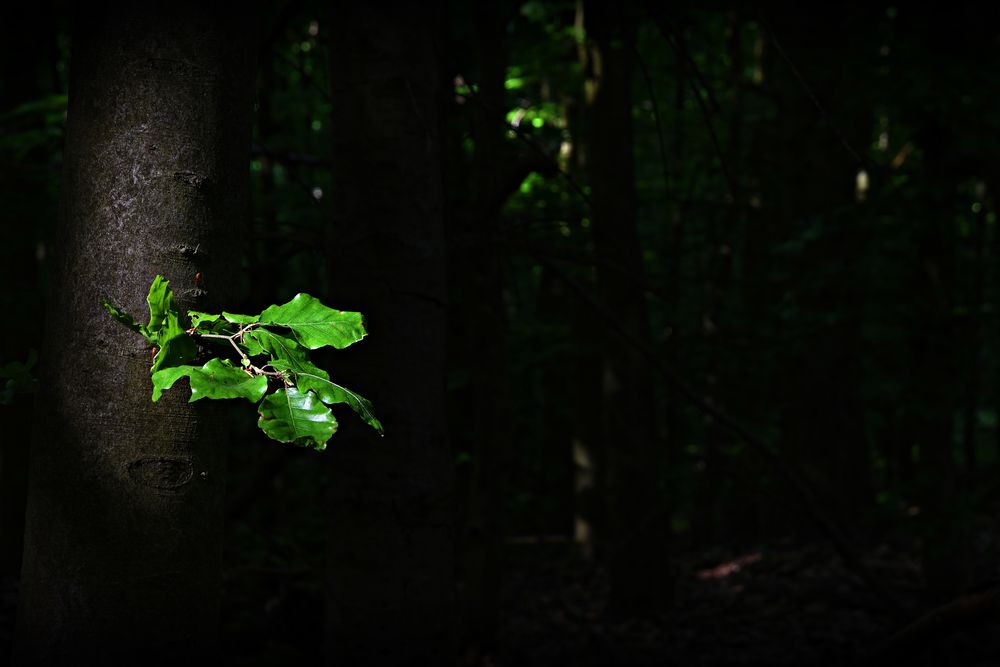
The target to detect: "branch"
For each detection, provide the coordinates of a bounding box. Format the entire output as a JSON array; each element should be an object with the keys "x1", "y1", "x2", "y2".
[
  {"x1": 257, "y1": 0, "x2": 305, "y2": 59},
  {"x1": 873, "y1": 587, "x2": 1000, "y2": 660},
  {"x1": 756, "y1": 15, "x2": 868, "y2": 171},
  {"x1": 650, "y1": 17, "x2": 738, "y2": 203},
  {"x1": 507, "y1": 239, "x2": 673, "y2": 304},
  {"x1": 635, "y1": 48, "x2": 673, "y2": 196},
  {"x1": 251, "y1": 142, "x2": 331, "y2": 168}
]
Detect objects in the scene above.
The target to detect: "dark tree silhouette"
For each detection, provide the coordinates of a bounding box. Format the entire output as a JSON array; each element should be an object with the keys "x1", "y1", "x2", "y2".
[{"x1": 323, "y1": 1, "x2": 454, "y2": 664}]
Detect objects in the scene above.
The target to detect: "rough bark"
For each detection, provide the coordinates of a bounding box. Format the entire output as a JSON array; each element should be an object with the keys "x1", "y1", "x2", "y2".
[
  {"x1": 14, "y1": 4, "x2": 255, "y2": 663},
  {"x1": 324, "y1": 2, "x2": 454, "y2": 664}
]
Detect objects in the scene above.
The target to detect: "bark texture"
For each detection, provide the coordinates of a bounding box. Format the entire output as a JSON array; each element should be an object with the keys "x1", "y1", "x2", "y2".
[
  {"x1": 324, "y1": 2, "x2": 454, "y2": 664},
  {"x1": 15, "y1": 5, "x2": 255, "y2": 663}
]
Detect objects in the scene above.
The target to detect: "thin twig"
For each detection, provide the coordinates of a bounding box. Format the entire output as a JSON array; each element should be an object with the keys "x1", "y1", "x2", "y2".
[
  {"x1": 251, "y1": 142, "x2": 331, "y2": 168},
  {"x1": 507, "y1": 239, "x2": 674, "y2": 303},
  {"x1": 195, "y1": 324, "x2": 283, "y2": 379},
  {"x1": 756, "y1": 15, "x2": 868, "y2": 170},
  {"x1": 635, "y1": 49, "x2": 673, "y2": 195},
  {"x1": 198, "y1": 333, "x2": 248, "y2": 361},
  {"x1": 652, "y1": 20, "x2": 738, "y2": 203}
]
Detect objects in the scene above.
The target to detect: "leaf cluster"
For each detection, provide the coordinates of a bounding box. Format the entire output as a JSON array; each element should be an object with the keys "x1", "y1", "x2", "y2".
[{"x1": 103, "y1": 276, "x2": 382, "y2": 450}]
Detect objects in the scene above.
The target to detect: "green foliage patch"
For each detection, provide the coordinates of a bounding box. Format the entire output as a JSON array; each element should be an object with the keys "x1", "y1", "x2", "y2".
[
  {"x1": 103, "y1": 276, "x2": 383, "y2": 450},
  {"x1": 0, "y1": 350, "x2": 38, "y2": 405}
]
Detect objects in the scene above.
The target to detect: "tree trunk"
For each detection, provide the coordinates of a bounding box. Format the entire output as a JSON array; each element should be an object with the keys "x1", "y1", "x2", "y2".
[
  {"x1": 910, "y1": 121, "x2": 968, "y2": 599},
  {"x1": 766, "y1": 6, "x2": 876, "y2": 535},
  {"x1": 324, "y1": 3, "x2": 454, "y2": 664},
  {"x1": 582, "y1": 0, "x2": 669, "y2": 614},
  {"x1": 15, "y1": 4, "x2": 255, "y2": 664},
  {"x1": 453, "y1": 1, "x2": 511, "y2": 657}
]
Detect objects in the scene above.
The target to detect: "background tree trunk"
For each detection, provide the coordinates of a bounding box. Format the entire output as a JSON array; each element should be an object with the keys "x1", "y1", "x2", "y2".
[
  {"x1": 14, "y1": 4, "x2": 256, "y2": 663},
  {"x1": 582, "y1": 0, "x2": 669, "y2": 614},
  {"x1": 453, "y1": 2, "x2": 511, "y2": 657},
  {"x1": 766, "y1": 6, "x2": 876, "y2": 536},
  {"x1": 0, "y1": 4, "x2": 55, "y2": 583},
  {"x1": 324, "y1": 2, "x2": 454, "y2": 664}
]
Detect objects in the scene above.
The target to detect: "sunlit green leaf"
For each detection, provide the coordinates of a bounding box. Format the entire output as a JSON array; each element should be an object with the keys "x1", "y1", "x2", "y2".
[
  {"x1": 151, "y1": 321, "x2": 197, "y2": 374},
  {"x1": 151, "y1": 358, "x2": 268, "y2": 403},
  {"x1": 242, "y1": 328, "x2": 308, "y2": 366},
  {"x1": 146, "y1": 275, "x2": 174, "y2": 339},
  {"x1": 298, "y1": 373, "x2": 383, "y2": 435},
  {"x1": 189, "y1": 310, "x2": 229, "y2": 335},
  {"x1": 257, "y1": 387, "x2": 337, "y2": 449},
  {"x1": 269, "y1": 355, "x2": 383, "y2": 435},
  {"x1": 223, "y1": 311, "x2": 260, "y2": 324},
  {"x1": 104, "y1": 276, "x2": 195, "y2": 373},
  {"x1": 259, "y1": 293, "x2": 366, "y2": 349},
  {"x1": 101, "y1": 300, "x2": 149, "y2": 340},
  {"x1": 104, "y1": 276, "x2": 378, "y2": 447}
]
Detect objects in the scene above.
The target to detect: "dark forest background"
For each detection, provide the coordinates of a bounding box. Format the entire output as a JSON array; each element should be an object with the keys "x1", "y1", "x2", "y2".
[{"x1": 4, "y1": 1, "x2": 1000, "y2": 665}]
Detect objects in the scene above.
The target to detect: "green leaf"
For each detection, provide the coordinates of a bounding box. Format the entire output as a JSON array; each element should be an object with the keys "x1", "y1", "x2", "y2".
[
  {"x1": 242, "y1": 328, "x2": 309, "y2": 367},
  {"x1": 102, "y1": 276, "x2": 376, "y2": 451},
  {"x1": 130, "y1": 275, "x2": 196, "y2": 373},
  {"x1": 150, "y1": 311, "x2": 197, "y2": 374},
  {"x1": 152, "y1": 332, "x2": 198, "y2": 374},
  {"x1": 300, "y1": 375, "x2": 383, "y2": 435},
  {"x1": 259, "y1": 293, "x2": 367, "y2": 350},
  {"x1": 189, "y1": 311, "x2": 219, "y2": 326},
  {"x1": 257, "y1": 387, "x2": 337, "y2": 450},
  {"x1": 189, "y1": 311, "x2": 229, "y2": 335},
  {"x1": 101, "y1": 300, "x2": 150, "y2": 340},
  {"x1": 146, "y1": 275, "x2": 175, "y2": 339},
  {"x1": 151, "y1": 358, "x2": 268, "y2": 402},
  {"x1": 270, "y1": 357, "x2": 383, "y2": 435},
  {"x1": 244, "y1": 327, "x2": 383, "y2": 434},
  {"x1": 223, "y1": 311, "x2": 260, "y2": 324}
]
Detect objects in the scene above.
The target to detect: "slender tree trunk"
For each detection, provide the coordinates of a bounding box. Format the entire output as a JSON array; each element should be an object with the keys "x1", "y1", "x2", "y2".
[
  {"x1": 562, "y1": 8, "x2": 605, "y2": 558},
  {"x1": 324, "y1": 3, "x2": 454, "y2": 664},
  {"x1": 582, "y1": 0, "x2": 669, "y2": 613},
  {"x1": 961, "y1": 201, "x2": 986, "y2": 477},
  {"x1": 767, "y1": 7, "x2": 875, "y2": 534},
  {"x1": 911, "y1": 122, "x2": 968, "y2": 599},
  {"x1": 454, "y1": 2, "x2": 511, "y2": 656},
  {"x1": 692, "y1": 12, "x2": 744, "y2": 546},
  {"x1": 538, "y1": 268, "x2": 576, "y2": 539},
  {"x1": 14, "y1": 5, "x2": 256, "y2": 664}
]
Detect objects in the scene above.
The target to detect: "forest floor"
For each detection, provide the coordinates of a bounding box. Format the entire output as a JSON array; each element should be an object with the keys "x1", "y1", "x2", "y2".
[
  {"x1": 2, "y1": 539, "x2": 1000, "y2": 665},
  {"x1": 492, "y1": 539, "x2": 1000, "y2": 667}
]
